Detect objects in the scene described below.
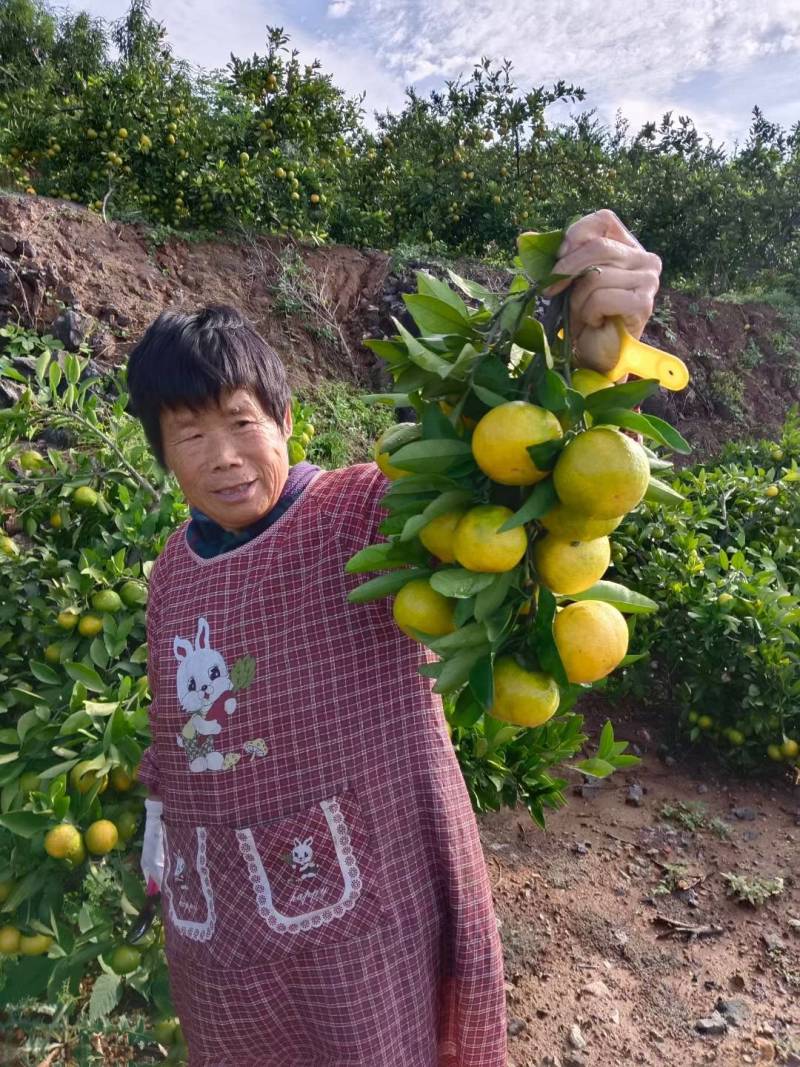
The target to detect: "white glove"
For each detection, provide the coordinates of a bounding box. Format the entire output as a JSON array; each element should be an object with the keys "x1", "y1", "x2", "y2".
[{"x1": 141, "y1": 797, "x2": 164, "y2": 891}]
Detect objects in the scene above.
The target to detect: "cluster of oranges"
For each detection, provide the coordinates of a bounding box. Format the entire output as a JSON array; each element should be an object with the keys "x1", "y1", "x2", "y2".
[{"x1": 376, "y1": 390, "x2": 652, "y2": 728}]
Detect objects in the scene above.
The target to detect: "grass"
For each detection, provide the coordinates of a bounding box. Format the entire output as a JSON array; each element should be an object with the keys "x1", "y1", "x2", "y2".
[{"x1": 296, "y1": 380, "x2": 395, "y2": 470}]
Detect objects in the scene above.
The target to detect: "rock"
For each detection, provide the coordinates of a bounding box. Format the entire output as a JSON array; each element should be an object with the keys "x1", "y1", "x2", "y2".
[
  {"x1": 19, "y1": 239, "x2": 36, "y2": 258},
  {"x1": 563, "y1": 1054, "x2": 589, "y2": 1067},
  {"x1": 0, "y1": 231, "x2": 18, "y2": 255},
  {"x1": 55, "y1": 282, "x2": 78, "y2": 305},
  {"x1": 51, "y1": 308, "x2": 88, "y2": 351},
  {"x1": 732, "y1": 806, "x2": 757, "y2": 821},
  {"x1": 540, "y1": 1057, "x2": 562, "y2": 1067},
  {"x1": 568, "y1": 1023, "x2": 587, "y2": 1050},
  {"x1": 715, "y1": 998, "x2": 750, "y2": 1028},
  {"x1": 574, "y1": 841, "x2": 590, "y2": 855},
  {"x1": 507, "y1": 1017, "x2": 527, "y2": 1038},
  {"x1": 626, "y1": 782, "x2": 645, "y2": 806},
  {"x1": 761, "y1": 930, "x2": 786, "y2": 952},
  {"x1": 697, "y1": 783, "x2": 709, "y2": 795},
  {"x1": 89, "y1": 326, "x2": 115, "y2": 363},
  {"x1": 695, "y1": 1011, "x2": 729, "y2": 1036},
  {"x1": 580, "y1": 979, "x2": 611, "y2": 999}
]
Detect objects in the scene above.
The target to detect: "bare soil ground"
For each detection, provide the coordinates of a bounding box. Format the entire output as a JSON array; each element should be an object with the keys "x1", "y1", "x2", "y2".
[{"x1": 483, "y1": 710, "x2": 800, "y2": 1067}]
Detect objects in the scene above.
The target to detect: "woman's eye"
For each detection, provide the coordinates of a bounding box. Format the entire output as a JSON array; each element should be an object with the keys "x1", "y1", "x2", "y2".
[{"x1": 236, "y1": 419, "x2": 253, "y2": 428}]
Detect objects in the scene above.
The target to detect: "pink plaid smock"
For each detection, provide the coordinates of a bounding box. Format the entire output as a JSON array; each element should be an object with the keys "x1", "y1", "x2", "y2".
[{"x1": 137, "y1": 462, "x2": 507, "y2": 1066}]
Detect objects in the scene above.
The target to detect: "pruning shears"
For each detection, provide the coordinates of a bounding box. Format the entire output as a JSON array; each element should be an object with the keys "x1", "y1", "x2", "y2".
[{"x1": 125, "y1": 877, "x2": 161, "y2": 945}]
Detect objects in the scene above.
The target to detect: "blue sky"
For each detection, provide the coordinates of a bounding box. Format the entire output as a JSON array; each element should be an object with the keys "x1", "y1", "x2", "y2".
[{"x1": 82, "y1": 0, "x2": 800, "y2": 150}]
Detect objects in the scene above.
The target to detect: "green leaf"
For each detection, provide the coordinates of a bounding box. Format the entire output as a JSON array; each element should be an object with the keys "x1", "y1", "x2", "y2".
[
  {"x1": 381, "y1": 473, "x2": 462, "y2": 497},
  {"x1": 567, "y1": 580, "x2": 659, "y2": 613},
  {"x1": 416, "y1": 271, "x2": 470, "y2": 316},
  {"x1": 575, "y1": 757, "x2": 616, "y2": 778},
  {"x1": 446, "y1": 269, "x2": 495, "y2": 304},
  {"x1": 347, "y1": 568, "x2": 430, "y2": 604},
  {"x1": 433, "y1": 647, "x2": 488, "y2": 694},
  {"x1": 474, "y1": 570, "x2": 517, "y2": 622},
  {"x1": 29, "y1": 661, "x2": 60, "y2": 686},
  {"x1": 645, "y1": 477, "x2": 686, "y2": 506},
  {"x1": 64, "y1": 662, "x2": 106, "y2": 692},
  {"x1": 469, "y1": 655, "x2": 494, "y2": 710},
  {"x1": 402, "y1": 295, "x2": 472, "y2": 337},
  {"x1": 449, "y1": 342, "x2": 483, "y2": 380},
  {"x1": 590, "y1": 408, "x2": 691, "y2": 453},
  {"x1": 346, "y1": 539, "x2": 427, "y2": 573},
  {"x1": 88, "y1": 973, "x2": 122, "y2": 1023},
  {"x1": 584, "y1": 378, "x2": 661, "y2": 414},
  {"x1": 535, "y1": 369, "x2": 568, "y2": 412},
  {"x1": 472, "y1": 383, "x2": 514, "y2": 409},
  {"x1": 421, "y1": 401, "x2": 460, "y2": 440},
  {"x1": 426, "y1": 622, "x2": 489, "y2": 654},
  {"x1": 393, "y1": 318, "x2": 453, "y2": 379},
  {"x1": 641, "y1": 413, "x2": 692, "y2": 454},
  {"x1": 363, "y1": 338, "x2": 410, "y2": 367},
  {"x1": 429, "y1": 569, "x2": 496, "y2": 598},
  {"x1": 498, "y1": 480, "x2": 558, "y2": 532},
  {"x1": 389, "y1": 438, "x2": 472, "y2": 475},
  {"x1": 400, "y1": 489, "x2": 472, "y2": 543},
  {"x1": 517, "y1": 230, "x2": 563, "y2": 284},
  {"x1": 529, "y1": 587, "x2": 568, "y2": 686},
  {"x1": 0, "y1": 956, "x2": 53, "y2": 1006},
  {"x1": 527, "y1": 439, "x2": 564, "y2": 472},
  {"x1": 0, "y1": 810, "x2": 51, "y2": 838}
]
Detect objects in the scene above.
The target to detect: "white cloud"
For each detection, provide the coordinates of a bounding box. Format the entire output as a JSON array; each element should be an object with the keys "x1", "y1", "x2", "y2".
[
  {"x1": 79, "y1": 0, "x2": 800, "y2": 144},
  {"x1": 327, "y1": 0, "x2": 354, "y2": 17}
]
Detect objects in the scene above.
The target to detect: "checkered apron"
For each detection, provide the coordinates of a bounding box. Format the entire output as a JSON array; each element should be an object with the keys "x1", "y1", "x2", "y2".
[{"x1": 137, "y1": 463, "x2": 507, "y2": 1066}]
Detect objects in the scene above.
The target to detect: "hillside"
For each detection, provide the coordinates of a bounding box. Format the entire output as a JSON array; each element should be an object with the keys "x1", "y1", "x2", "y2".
[{"x1": 1, "y1": 193, "x2": 799, "y2": 461}]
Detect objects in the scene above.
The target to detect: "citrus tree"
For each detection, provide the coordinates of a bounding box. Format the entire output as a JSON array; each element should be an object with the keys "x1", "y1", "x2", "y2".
[
  {"x1": 0, "y1": 329, "x2": 313, "y2": 1055},
  {"x1": 612, "y1": 411, "x2": 800, "y2": 768}
]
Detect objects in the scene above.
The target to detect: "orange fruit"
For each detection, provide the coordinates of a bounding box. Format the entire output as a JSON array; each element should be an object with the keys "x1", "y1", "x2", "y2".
[
  {"x1": 471, "y1": 401, "x2": 562, "y2": 485},
  {"x1": 419, "y1": 509, "x2": 469, "y2": 563},
  {"x1": 393, "y1": 579, "x2": 455, "y2": 641},
  {"x1": 553, "y1": 600, "x2": 629, "y2": 684},
  {"x1": 85, "y1": 819, "x2": 119, "y2": 855},
  {"x1": 453, "y1": 505, "x2": 528, "y2": 573},
  {"x1": 533, "y1": 535, "x2": 611, "y2": 595},
  {"x1": 489, "y1": 658, "x2": 560, "y2": 727},
  {"x1": 553, "y1": 428, "x2": 649, "y2": 519}
]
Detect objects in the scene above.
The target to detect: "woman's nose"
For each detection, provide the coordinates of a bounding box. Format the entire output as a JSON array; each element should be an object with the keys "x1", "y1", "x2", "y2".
[{"x1": 211, "y1": 434, "x2": 243, "y2": 470}]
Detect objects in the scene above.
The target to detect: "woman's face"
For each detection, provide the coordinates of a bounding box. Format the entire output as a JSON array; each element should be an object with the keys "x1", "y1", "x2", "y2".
[{"x1": 161, "y1": 389, "x2": 292, "y2": 531}]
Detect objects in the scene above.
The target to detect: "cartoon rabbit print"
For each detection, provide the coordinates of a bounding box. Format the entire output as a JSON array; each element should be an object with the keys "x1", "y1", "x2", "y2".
[{"x1": 174, "y1": 617, "x2": 237, "y2": 772}]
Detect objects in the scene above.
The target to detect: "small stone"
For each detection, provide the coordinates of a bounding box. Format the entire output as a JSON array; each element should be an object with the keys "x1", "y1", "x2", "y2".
[
  {"x1": 626, "y1": 783, "x2": 645, "y2": 807},
  {"x1": 540, "y1": 1057, "x2": 562, "y2": 1067},
  {"x1": 0, "y1": 231, "x2": 18, "y2": 254},
  {"x1": 51, "y1": 308, "x2": 88, "y2": 351},
  {"x1": 564, "y1": 1054, "x2": 589, "y2": 1067},
  {"x1": 569, "y1": 1023, "x2": 587, "y2": 1050},
  {"x1": 716, "y1": 997, "x2": 751, "y2": 1027},
  {"x1": 574, "y1": 841, "x2": 590, "y2": 855},
  {"x1": 580, "y1": 979, "x2": 611, "y2": 999},
  {"x1": 19, "y1": 239, "x2": 35, "y2": 258},
  {"x1": 761, "y1": 930, "x2": 786, "y2": 952},
  {"x1": 609, "y1": 1007, "x2": 620, "y2": 1025},
  {"x1": 697, "y1": 783, "x2": 709, "y2": 795},
  {"x1": 507, "y1": 1017, "x2": 526, "y2": 1038},
  {"x1": 695, "y1": 1011, "x2": 729, "y2": 1036},
  {"x1": 732, "y1": 806, "x2": 757, "y2": 821}
]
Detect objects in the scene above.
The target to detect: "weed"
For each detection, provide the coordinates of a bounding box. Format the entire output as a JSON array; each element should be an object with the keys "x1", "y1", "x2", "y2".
[
  {"x1": 295, "y1": 380, "x2": 394, "y2": 470},
  {"x1": 721, "y1": 872, "x2": 784, "y2": 907}
]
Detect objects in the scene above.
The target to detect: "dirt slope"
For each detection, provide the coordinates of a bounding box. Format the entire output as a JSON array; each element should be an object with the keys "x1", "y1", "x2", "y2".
[{"x1": 1, "y1": 192, "x2": 799, "y2": 458}]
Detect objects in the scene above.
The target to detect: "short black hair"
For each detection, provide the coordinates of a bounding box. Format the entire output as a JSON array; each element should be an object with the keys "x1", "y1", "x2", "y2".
[{"x1": 127, "y1": 305, "x2": 291, "y2": 467}]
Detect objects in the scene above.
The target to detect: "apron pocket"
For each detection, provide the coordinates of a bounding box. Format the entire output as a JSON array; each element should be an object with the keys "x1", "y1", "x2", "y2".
[{"x1": 170, "y1": 787, "x2": 390, "y2": 969}]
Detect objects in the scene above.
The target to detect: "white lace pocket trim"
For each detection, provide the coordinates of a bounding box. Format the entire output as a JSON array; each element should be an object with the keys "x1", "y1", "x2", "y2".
[
  {"x1": 236, "y1": 797, "x2": 362, "y2": 935},
  {"x1": 163, "y1": 825, "x2": 216, "y2": 942}
]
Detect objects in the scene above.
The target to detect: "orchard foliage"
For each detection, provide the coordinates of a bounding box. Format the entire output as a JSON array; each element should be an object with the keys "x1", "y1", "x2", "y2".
[
  {"x1": 612, "y1": 412, "x2": 800, "y2": 770},
  {"x1": 1, "y1": 0, "x2": 799, "y2": 292}
]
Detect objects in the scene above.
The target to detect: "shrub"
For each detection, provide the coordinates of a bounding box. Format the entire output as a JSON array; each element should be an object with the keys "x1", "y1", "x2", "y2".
[{"x1": 612, "y1": 411, "x2": 800, "y2": 768}]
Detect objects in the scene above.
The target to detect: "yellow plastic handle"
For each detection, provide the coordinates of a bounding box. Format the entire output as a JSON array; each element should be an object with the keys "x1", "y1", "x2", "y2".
[{"x1": 607, "y1": 317, "x2": 689, "y2": 392}]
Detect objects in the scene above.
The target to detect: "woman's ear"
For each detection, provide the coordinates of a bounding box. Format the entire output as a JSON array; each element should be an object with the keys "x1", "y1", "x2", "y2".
[{"x1": 283, "y1": 402, "x2": 293, "y2": 440}]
